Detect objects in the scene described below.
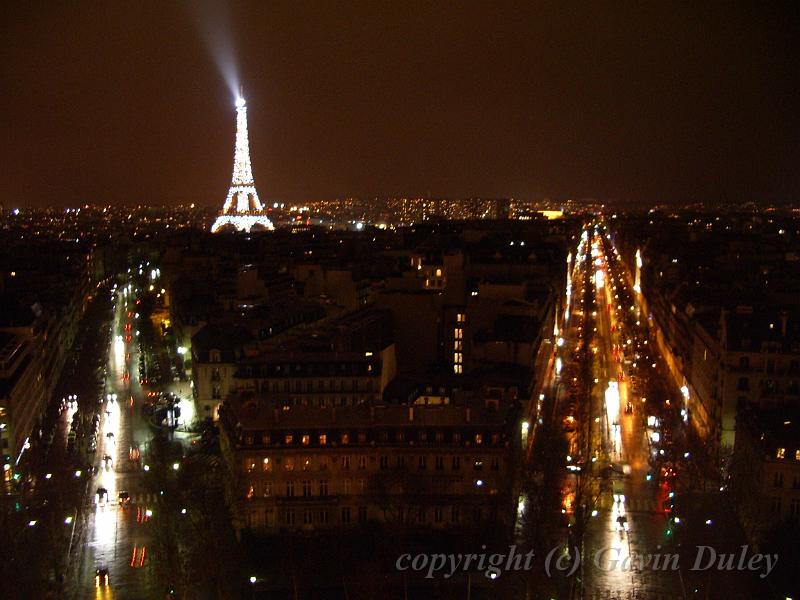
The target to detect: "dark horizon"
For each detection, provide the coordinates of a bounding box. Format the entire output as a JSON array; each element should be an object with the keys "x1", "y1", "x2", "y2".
[{"x1": 2, "y1": 2, "x2": 799, "y2": 209}]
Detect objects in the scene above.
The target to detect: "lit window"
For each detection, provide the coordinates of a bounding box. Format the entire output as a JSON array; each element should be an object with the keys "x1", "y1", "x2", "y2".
[
  {"x1": 245, "y1": 459, "x2": 256, "y2": 472},
  {"x1": 302, "y1": 435, "x2": 310, "y2": 445},
  {"x1": 795, "y1": 450, "x2": 800, "y2": 461},
  {"x1": 284, "y1": 458, "x2": 295, "y2": 472},
  {"x1": 454, "y1": 352, "x2": 462, "y2": 364},
  {"x1": 777, "y1": 448, "x2": 785, "y2": 459},
  {"x1": 456, "y1": 313, "x2": 465, "y2": 323},
  {"x1": 319, "y1": 434, "x2": 327, "y2": 445},
  {"x1": 341, "y1": 433, "x2": 350, "y2": 445},
  {"x1": 454, "y1": 364, "x2": 462, "y2": 374},
  {"x1": 454, "y1": 328, "x2": 463, "y2": 340},
  {"x1": 262, "y1": 458, "x2": 272, "y2": 472},
  {"x1": 454, "y1": 341, "x2": 462, "y2": 351},
  {"x1": 435, "y1": 269, "x2": 442, "y2": 277},
  {"x1": 246, "y1": 484, "x2": 255, "y2": 500},
  {"x1": 285, "y1": 434, "x2": 293, "y2": 445},
  {"x1": 475, "y1": 434, "x2": 483, "y2": 445}
]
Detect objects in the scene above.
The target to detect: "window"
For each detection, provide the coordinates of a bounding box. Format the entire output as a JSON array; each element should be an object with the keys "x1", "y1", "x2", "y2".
[
  {"x1": 263, "y1": 482, "x2": 272, "y2": 497},
  {"x1": 454, "y1": 340, "x2": 462, "y2": 351},
  {"x1": 285, "y1": 481, "x2": 295, "y2": 497},
  {"x1": 739, "y1": 356, "x2": 749, "y2": 370},
  {"x1": 435, "y1": 431, "x2": 444, "y2": 442},
  {"x1": 774, "y1": 472, "x2": 784, "y2": 488},
  {"x1": 456, "y1": 313, "x2": 466, "y2": 323},
  {"x1": 396, "y1": 431, "x2": 405, "y2": 442},
  {"x1": 454, "y1": 328, "x2": 463, "y2": 340},
  {"x1": 452, "y1": 456, "x2": 460, "y2": 470},
  {"x1": 319, "y1": 434, "x2": 327, "y2": 445},
  {"x1": 341, "y1": 507, "x2": 351, "y2": 524},
  {"x1": 212, "y1": 386, "x2": 221, "y2": 400},
  {"x1": 435, "y1": 456, "x2": 444, "y2": 470},
  {"x1": 418, "y1": 456, "x2": 427, "y2": 470},
  {"x1": 265, "y1": 508, "x2": 275, "y2": 526},
  {"x1": 319, "y1": 480, "x2": 328, "y2": 496},
  {"x1": 302, "y1": 435, "x2": 310, "y2": 445},
  {"x1": 245, "y1": 459, "x2": 256, "y2": 472},
  {"x1": 771, "y1": 497, "x2": 782, "y2": 514},
  {"x1": 358, "y1": 432, "x2": 367, "y2": 443},
  {"x1": 358, "y1": 456, "x2": 367, "y2": 470},
  {"x1": 303, "y1": 509, "x2": 313, "y2": 525},
  {"x1": 341, "y1": 433, "x2": 350, "y2": 445},
  {"x1": 791, "y1": 498, "x2": 800, "y2": 519},
  {"x1": 491, "y1": 457, "x2": 500, "y2": 471},
  {"x1": 453, "y1": 433, "x2": 461, "y2": 443},
  {"x1": 285, "y1": 434, "x2": 294, "y2": 445},
  {"x1": 302, "y1": 480, "x2": 312, "y2": 497},
  {"x1": 262, "y1": 434, "x2": 271, "y2": 445},
  {"x1": 419, "y1": 431, "x2": 427, "y2": 442},
  {"x1": 380, "y1": 456, "x2": 389, "y2": 470},
  {"x1": 209, "y1": 349, "x2": 221, "y2": 363},
  {"x1": 454, "y1": 352, "x2": 462, "y2": 364},
  {"x1": 396, "y1": 456, "x2": 406, "y2": 468},
  {"x1": 341, "y1": 456, "x2": 351, "y2": 470},
  {"x1": 342, "y1": 478, "x2": 351, "y2": 494},
  {"x1": 451, "y1": 506, "x2": 460, "y2": 523},
  {"x1": 285, "y1": 509, "x2": 295, "y2": 526},
  {"x1": 434, "y1": 507, "x2": 443, "y2": 523},
  {"x1": 284, "y1": 457, "x2": 295, "y2": 471},
  {"x1": 474, "y1": 460, "x2": 483, "y2": 471},
  {"x1": 262, "y1": 458, "x2": 272, "y2": 472},
  {"x1": 319, "y1": 509, "x2": 329, "y2": 524},
  {"x1": 475, "y1": 433, "x2": 483, "y2": 445},
  {"x1": 246, "y1": 484, "x2": 255, "y2": 500},
  {"x1": 302, "y1": 458, "x2": 312, "y2": 471},
  {"x1": 795, "y1": 450, "x2": 800, "y2": 461},
  {"x1": 454, "y1": 364, "x2": 463, "y2": 374},
  {"x1": 777, "y1": 448, "x2": 786, "y2": 459}
]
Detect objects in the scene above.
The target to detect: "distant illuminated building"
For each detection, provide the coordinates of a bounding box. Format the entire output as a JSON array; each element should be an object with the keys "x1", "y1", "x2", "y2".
[{"x1": 211, "y1": 95, "x2": 274, "y2": 233}]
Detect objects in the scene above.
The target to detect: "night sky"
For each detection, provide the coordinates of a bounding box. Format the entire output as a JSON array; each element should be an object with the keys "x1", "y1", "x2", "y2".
[{"x1": 2, "y1": 1, "x2": 799, "y2": 208}]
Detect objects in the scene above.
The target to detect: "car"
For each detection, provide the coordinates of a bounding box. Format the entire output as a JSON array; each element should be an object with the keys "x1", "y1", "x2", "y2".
[
  {"x1": 118, "y1": 490, "x2": 131, "y2": 505},
  {"x1": 96, "y1": 487, "x2": 108, "y2": 504},
  {"x1": 103, "y1": 455, "x2": 113, "y2": 469},
  {"x1": 95, "y1": 567, "x2": 109, "y2": 587}
]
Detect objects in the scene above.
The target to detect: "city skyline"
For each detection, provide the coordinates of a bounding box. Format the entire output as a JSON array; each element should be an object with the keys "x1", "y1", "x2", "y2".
[{"x1": 2, "y1": 2, "x2": 800, "y2": 209}]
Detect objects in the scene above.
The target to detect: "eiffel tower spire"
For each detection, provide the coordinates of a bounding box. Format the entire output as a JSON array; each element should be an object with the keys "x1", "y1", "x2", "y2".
[{"x1": 211, "y1": 93, "x2": 274, "y2": 232}]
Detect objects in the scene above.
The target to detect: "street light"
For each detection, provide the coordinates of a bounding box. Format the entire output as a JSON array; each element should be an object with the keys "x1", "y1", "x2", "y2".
[{"x1": 249, "y1": 576, "x2": 257, "y2": 584}]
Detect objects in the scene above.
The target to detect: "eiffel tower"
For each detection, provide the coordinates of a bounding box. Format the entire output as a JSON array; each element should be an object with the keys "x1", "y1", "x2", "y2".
[{"x1": 211, "y1": 94, "x2": 274, "y2": 232}]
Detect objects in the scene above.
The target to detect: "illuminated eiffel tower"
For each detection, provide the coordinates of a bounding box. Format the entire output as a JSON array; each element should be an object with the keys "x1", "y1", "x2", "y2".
[{"x1": 211, "y1": 94, "x2": 274, "y2": 232}]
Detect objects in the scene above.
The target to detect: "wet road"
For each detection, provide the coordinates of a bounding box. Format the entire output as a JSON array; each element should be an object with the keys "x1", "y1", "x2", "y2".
[
  {"x1": 72, "y1": 286, "x2": 160, "y2": 599},
  {"x1": 581, "y1": 228, "x2": 684, "y2": 599}
]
